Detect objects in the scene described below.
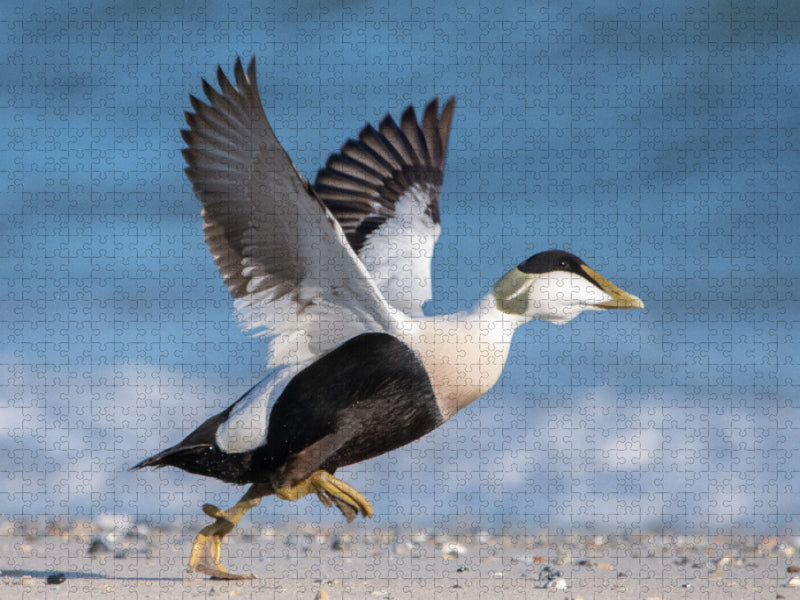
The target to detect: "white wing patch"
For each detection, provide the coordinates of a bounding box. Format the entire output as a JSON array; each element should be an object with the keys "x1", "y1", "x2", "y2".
[
  {"x1": 358, "y1": 184, "x2": 441, "y2": 317},
  {"x1": 216, "y1": 366, "x2": 298, "y2": 453},
  {"x1": 234, "y1": 286, "x2": 393, "y2": 366}
]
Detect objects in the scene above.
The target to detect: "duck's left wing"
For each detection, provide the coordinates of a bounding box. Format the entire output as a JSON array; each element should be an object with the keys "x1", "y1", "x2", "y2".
[
  {"x1": 314, "y1": 98, "x2": 455, "y2": 317},
  {"x1": 182, "y1": 57, "x2": 400, "y2": 370}
]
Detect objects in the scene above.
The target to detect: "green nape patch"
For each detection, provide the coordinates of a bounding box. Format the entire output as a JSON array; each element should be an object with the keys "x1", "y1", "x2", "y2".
[{"x1": 492, "y1": 268, "x2": 534, "y2": 316}]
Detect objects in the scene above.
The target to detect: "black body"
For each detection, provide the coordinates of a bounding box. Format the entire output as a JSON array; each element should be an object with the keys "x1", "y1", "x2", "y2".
[{"x1": 133, "y1": 333, "x2": 442, "y2": 488}]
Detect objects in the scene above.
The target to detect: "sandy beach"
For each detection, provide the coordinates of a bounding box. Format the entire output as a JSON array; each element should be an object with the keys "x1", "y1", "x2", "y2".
[{"x1": 1, "y1": 518, "x2": 798, "y2": 599}]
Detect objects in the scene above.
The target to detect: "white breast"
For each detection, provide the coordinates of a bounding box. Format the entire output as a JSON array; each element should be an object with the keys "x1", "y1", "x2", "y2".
[{"x1": 398, "y1": 304, "x2": 520, "y2": 420}]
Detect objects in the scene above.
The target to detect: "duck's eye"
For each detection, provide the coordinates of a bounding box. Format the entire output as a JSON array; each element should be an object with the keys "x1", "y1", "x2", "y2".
[{"x1": 559, "y1": 260, "x2": 568, "y2": 269}]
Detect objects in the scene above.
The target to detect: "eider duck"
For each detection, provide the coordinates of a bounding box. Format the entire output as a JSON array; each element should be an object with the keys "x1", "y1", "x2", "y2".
[{"x1": 133, "y1": 57, "x2": 644, "y2": 579}]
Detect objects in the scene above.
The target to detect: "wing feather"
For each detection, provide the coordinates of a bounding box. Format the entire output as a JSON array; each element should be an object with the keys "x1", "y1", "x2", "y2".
[
  {"x1": 313, "y1": 97, "x2": 455, "y2": 316},
  {"x1": 182, "y1": 57, "x2": 400, "y2": 369},
  {"x1": 401, "y1": 106, "x2": 429, "y2": 165}
]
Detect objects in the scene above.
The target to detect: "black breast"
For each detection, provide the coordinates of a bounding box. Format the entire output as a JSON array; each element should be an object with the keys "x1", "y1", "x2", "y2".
[{"x1": 256, "y1": 332, "x2": 442, "y2": 487}]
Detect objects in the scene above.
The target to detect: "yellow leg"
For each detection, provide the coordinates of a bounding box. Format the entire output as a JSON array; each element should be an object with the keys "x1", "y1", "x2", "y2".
[
  {"x1": 188, "y1": 484, "x2": 269, "y2": 579},
  {"x1": 275, "y1": 470, "x2": 373, "y2": 523}
]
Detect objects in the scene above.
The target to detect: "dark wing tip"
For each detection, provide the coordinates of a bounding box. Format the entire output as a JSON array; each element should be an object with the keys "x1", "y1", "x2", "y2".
[
  {"x1": 401, "y1": 104, "x2": 417, "y2": 123},
  {"x1": 200, "y1": 77, "x2": 214, "y2": 99},
  {"x1": 438, "y1": 96, "x2": 456, "y2": 158},
  {"x1": 419, "y1": 96, "x2": 455, "y2": 168},
  {"x1": 400, "y1": 105, "x2": 429, "y2": 165},
  {"x1": 314, "y1": 96, "x2": 455, "y2": 250},
  {"x1": 188, "y1": 94, "x2": 203, "y2": 111},
  {"x1": 247, "y1": 56, "x2": 257, "y2": 81},
  {"x1": 378, "y1": 113, "x2": 399, "y2": 132},
  {"x1": 233, "y1": 56, "x2": 246, "y2": 85}
]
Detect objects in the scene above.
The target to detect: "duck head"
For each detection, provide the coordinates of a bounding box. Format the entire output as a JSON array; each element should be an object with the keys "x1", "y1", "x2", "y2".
[{"x1": 492, "y1": 250, "x2": 644, "y2": 325}]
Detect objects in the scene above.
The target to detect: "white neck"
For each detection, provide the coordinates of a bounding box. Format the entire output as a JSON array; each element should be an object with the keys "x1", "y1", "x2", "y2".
[
  {"x1": 398, "y1": 291, "x2": 528, "y2": 420},
  {"x1": 470, "y1": 290, "x2": 531, "y2": 329}
]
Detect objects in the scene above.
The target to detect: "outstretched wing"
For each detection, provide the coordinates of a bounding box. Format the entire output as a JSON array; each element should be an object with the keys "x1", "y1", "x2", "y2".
[
  {"x1": 182, "y1": 57, "x2": 400, "y2": 370},
  {"x1": 313, "y1": 98, "x2": 455, "y2": 317}
]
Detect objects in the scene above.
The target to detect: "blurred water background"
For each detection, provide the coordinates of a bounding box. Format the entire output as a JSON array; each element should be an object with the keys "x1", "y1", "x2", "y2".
[{"x1": 2, "y1": 1, "x2": 799, "y2": 535}]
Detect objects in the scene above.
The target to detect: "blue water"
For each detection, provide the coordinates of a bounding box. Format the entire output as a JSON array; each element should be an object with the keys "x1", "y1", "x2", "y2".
[{"x1": 2, "y1": 0, "x2": 798, "y2": 535}]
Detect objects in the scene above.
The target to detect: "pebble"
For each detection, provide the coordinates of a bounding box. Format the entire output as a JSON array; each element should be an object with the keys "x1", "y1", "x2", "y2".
[
  {"x1": 411, "y1": 531, "x2": 428, "y2": 544},
  {"x1": 784, "y1": 576, "x2": 800, "y2": 588},
  {"x1": 575, "y1": 560, "x2": 614, "y2": 570},
  {"x1": 537, "y1": 566, "x2": 566, "y2": 589},
  {"x1": 330, "y1": 536, "x2": 346, "y2": 551},
  {"x1": 545, "y1": 577, "x2": 567, "y2": 590},
  {"x1": 95, "y1": 514, "x2": 134, "y2": 534},
  {"x1": 440, "y1": 542, "x2": 467, "y2": 559},
  {"x1": 315, "y1": 591, "x2": 329, "y2": 600},
  {"x1": 46, "y1": 573, "x2": 66, "y2": 585},
  {"x1": 392, "y1": 541, "x2": 415, "y2": 555},
  {"x1": 788, "y1": 566, "x2": 800, "y2": 573},
  {"x1": 88, "y1": 537, "x2": 110, "y2": 555},
  {"x1": 0, "y1": 521, "x2": 15, "y2": 537}
]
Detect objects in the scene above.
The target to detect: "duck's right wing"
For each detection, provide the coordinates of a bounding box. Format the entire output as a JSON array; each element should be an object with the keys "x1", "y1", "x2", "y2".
[{"x1": 313, "y1": 98, "x2": 455, "y2": 317}]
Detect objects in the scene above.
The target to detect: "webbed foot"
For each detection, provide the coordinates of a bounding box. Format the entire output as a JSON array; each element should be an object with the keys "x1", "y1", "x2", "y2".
[
  {"x1": 187, "y1": 486, "x2": 267, "y2": 579},
  {"x1": 275, "y1": 470, "x2": 373, "y2": 522}
]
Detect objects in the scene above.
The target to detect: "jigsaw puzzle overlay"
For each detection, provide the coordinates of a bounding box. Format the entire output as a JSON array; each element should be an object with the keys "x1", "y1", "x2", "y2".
[{"x1": 2, "y1": 0, "x2": 799, "y2": 597}]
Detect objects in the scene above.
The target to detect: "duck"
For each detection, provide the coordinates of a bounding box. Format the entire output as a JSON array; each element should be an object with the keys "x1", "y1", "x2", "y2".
[{"x1": 133, "y1": 57, "x2": 644, "y2": 579}]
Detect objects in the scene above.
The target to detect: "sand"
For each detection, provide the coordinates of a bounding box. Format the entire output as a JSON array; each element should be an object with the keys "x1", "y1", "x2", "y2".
[{"x1": 1, "y1": 519, "x2": 797, "y2": 599}]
